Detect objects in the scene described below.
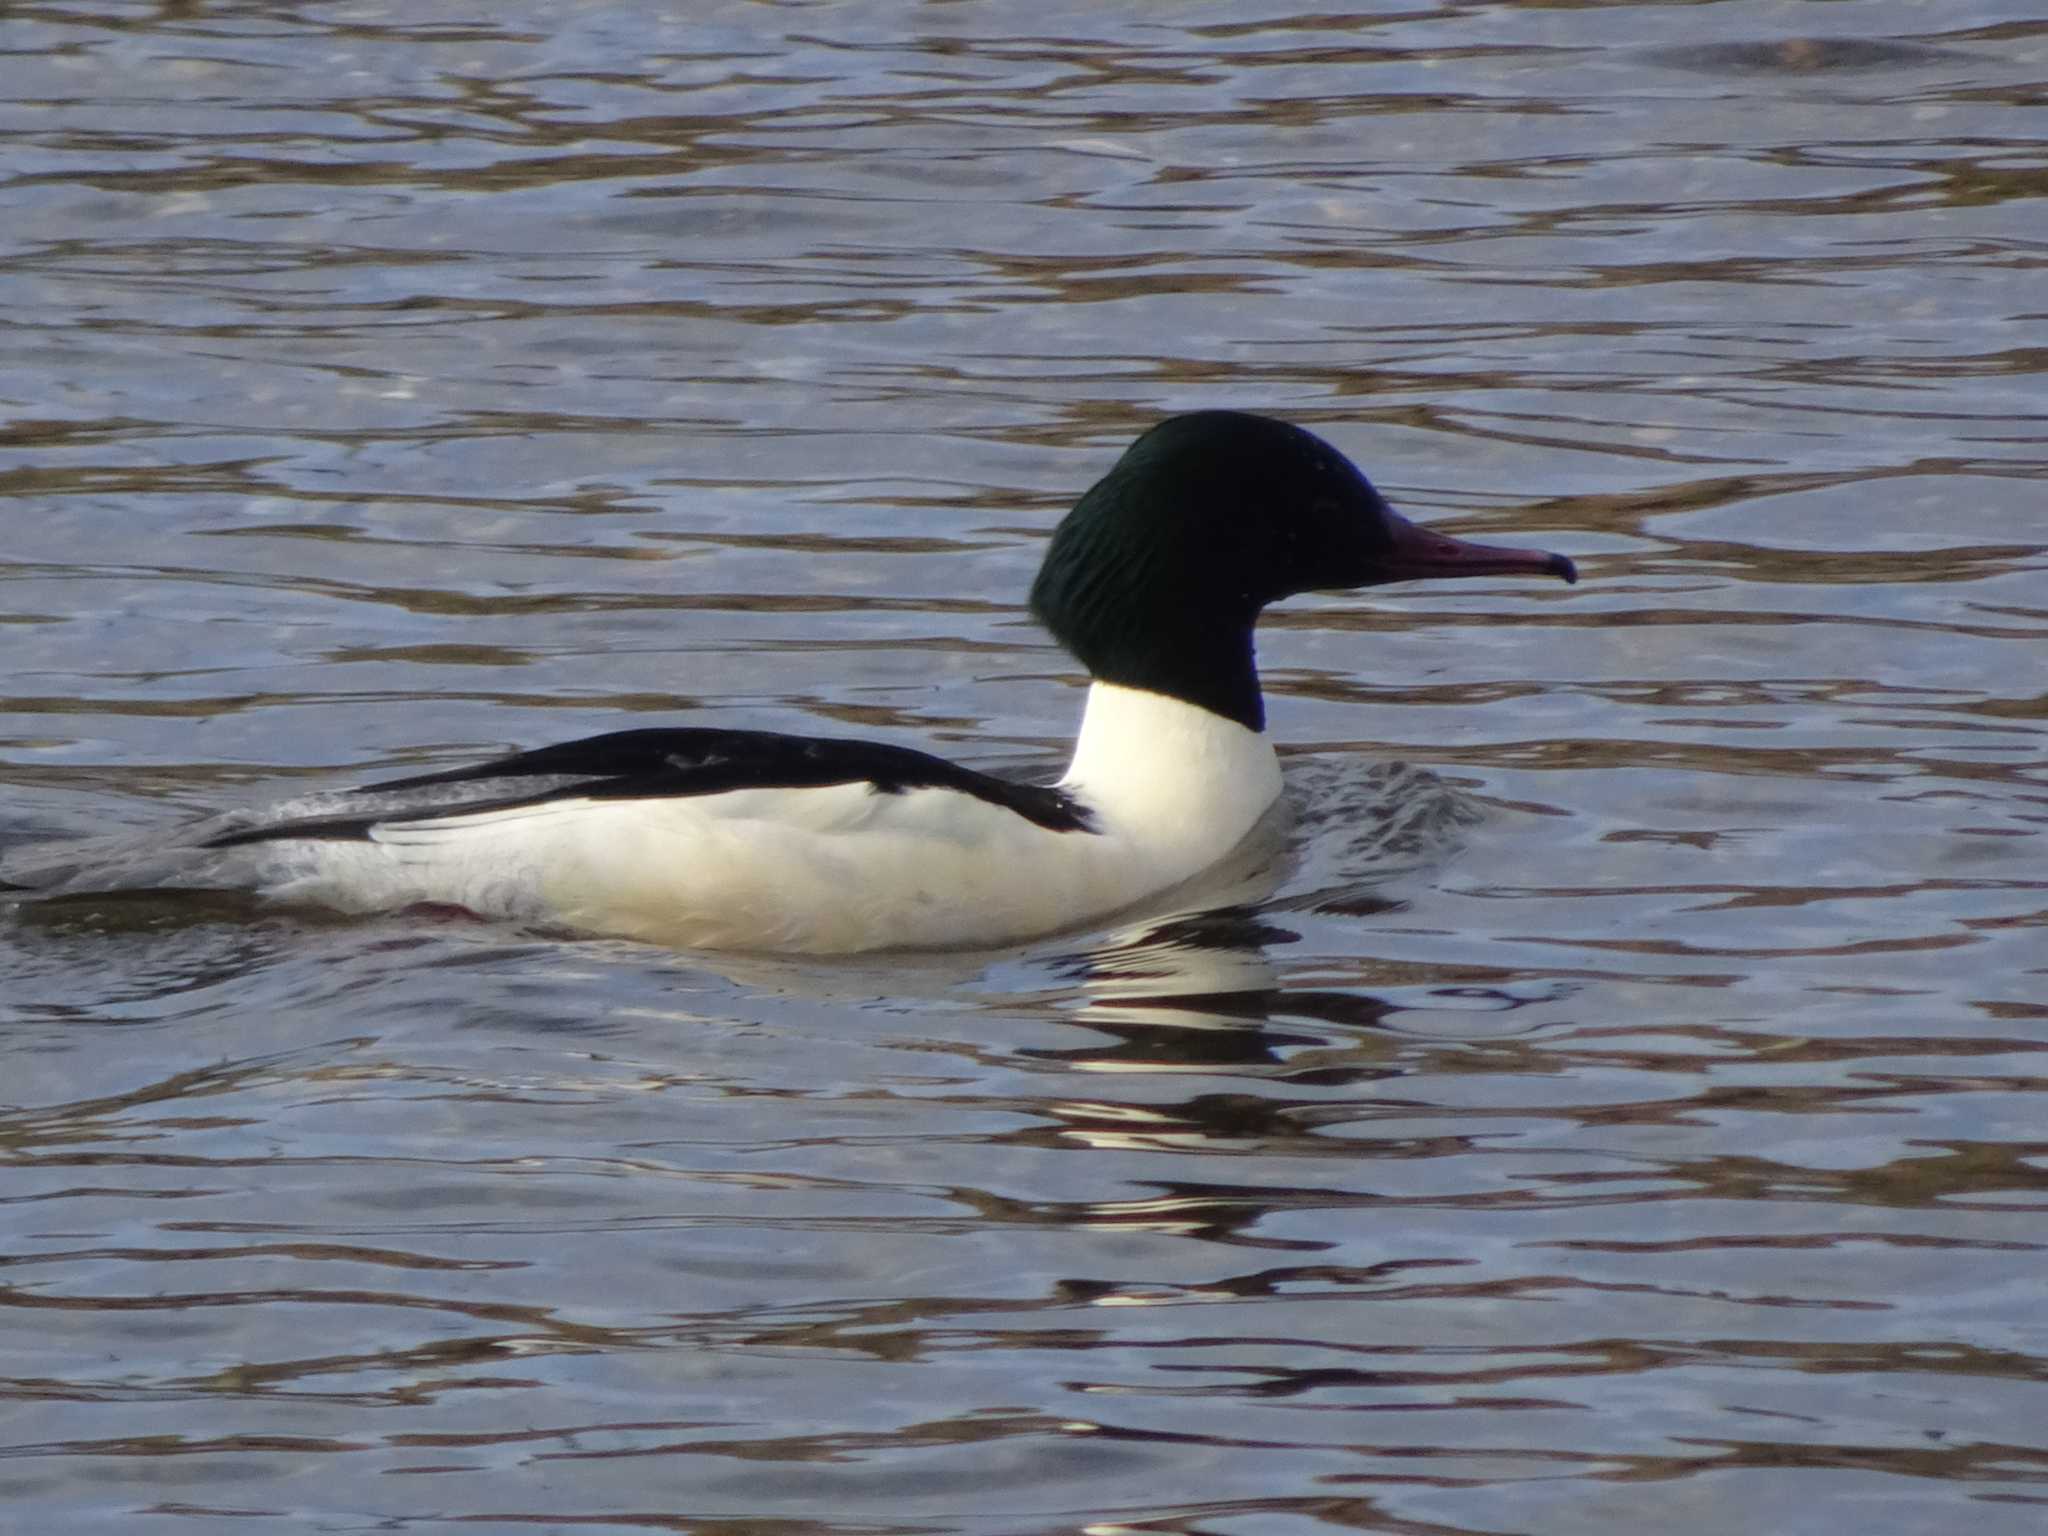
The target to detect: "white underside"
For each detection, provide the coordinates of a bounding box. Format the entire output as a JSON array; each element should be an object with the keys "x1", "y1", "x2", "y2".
[{"x1": 254, "y1": 683, "x2": 1284, "y2": 953}]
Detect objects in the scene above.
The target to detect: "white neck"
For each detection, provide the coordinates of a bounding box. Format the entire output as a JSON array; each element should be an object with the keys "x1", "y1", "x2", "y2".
[{"x1": 1058, "y1": 682, "x2": 1282, "y2": 872}]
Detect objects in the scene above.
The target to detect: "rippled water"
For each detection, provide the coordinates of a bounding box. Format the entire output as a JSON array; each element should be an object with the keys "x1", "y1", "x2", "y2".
[{"x1": 4, "y1": 2, "x2": 2046, "y2": 1532}]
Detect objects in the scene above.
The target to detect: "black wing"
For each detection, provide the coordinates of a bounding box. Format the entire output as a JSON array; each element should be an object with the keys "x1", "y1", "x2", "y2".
[{"x1": 204, "y1": 727, "x2": 1094, "y2": 848}]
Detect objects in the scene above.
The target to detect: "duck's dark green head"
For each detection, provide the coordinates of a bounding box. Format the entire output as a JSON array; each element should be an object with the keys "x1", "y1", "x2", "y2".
[{"x1": 1028, "y1": 411, "x2": 1576, "y2": 732}]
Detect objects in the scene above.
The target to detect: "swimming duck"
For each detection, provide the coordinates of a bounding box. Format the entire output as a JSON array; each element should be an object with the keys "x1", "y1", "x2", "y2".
[{"x1": 3, "y1": 412, "x2": 1575, "y2": 951}]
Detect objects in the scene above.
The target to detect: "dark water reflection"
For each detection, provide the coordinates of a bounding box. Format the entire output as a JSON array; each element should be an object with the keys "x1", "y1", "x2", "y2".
[{"x1": 4, "y1": 2, "x2": 2048, "y2": 1532}]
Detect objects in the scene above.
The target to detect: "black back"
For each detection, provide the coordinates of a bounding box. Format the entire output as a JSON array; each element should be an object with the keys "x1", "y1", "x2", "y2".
[{"x1": 204, "y1": 727, "x2": 1094, "y2": 848}]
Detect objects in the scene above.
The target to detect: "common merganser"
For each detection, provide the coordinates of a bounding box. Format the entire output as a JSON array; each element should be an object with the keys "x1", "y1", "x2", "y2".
[{"x1": 3, "y1": 412, "x2": 1576, "y2": 952}]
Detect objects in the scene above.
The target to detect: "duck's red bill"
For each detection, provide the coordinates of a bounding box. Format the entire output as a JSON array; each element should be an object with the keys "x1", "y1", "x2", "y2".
[{"x1": 1381, "y1": 507, "x2": 1578, "y2": 585}]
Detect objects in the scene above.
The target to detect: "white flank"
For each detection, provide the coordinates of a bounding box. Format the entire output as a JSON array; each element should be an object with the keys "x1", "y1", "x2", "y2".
[{"x1": 258, "y1": 682, "x2": 1285, "y2": 953}]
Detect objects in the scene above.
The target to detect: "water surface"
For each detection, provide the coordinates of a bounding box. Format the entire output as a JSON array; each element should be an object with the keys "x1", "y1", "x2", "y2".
[{"x1": 3, "y1": 3, "x2": 2046, "y2": 1533}]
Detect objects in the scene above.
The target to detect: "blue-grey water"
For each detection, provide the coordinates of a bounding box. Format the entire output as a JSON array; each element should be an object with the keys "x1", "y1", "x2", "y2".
[{"x1": 3, "y1": 3, "x2": 2045, "y2": 1533}]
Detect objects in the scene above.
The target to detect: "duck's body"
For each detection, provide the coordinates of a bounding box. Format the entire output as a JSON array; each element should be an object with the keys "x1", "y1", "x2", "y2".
[
  {"x1": 4, "y1": 412, "x2": 1574, "y2": 952},
  {"x1": 152, "y1": 682, "x2": 1278, "y2": 951}
]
